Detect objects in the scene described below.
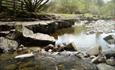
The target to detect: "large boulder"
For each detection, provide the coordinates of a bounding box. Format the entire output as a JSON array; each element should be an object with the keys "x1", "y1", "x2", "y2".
[
  {"x1": 34, "y1": 52, "x2": 98, "y2": 70},
  {"x1": 16, "y1": 27, "x2": 56, "y2": 46},
  {"x1": 26, "y1": 22, "x2": 58, "y2": 34},
  {"x1": 56, "y1": 19, "x2": 75, "y2": 29},
  {"x1": 23, "y1": 27, "x2": 55, "y2": 42},
  {"x1": 0, "y1": 52, "x2": 98, "y2": 70},
  {"x1": 0, "y1": 37, "x2": 19, "y2": 52}
]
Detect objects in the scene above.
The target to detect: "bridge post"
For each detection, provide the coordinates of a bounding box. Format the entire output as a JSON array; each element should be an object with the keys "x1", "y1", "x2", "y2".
[
  {"x1": 21, "y1": 1, "x2": 24, "y2": 11},
  {"x1": 0, "y1": 0, "x2": 2, "y2": 12},
  {"x1": 13, "y1": 0, "x2": 16, "y2": 16}
]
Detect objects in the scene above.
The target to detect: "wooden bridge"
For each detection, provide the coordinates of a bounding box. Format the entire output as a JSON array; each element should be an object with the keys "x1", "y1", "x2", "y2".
[{"x1": 0, "y1": 0, "x2": 25, "y2": 12}]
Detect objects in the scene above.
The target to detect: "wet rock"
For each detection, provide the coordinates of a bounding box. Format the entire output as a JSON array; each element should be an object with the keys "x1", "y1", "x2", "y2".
[
  {"x1": 86, "y1": 45, "x2": 102, "y2": 56},
  {"x1": 104, "y1": 35, "x2": 115, "y2": 44},
  {"x1": 56, "y1": 19, "x2": 75, "y2": 29},
  {"x1": 34, "y1": 52, "x2": 98, "y2": 70},
  {"x1": 102, "y1": 48, "x2": 115, "y2": 58},
  {"x1": 0, "y1": 37, "x2": 19, "y2": 52},
  {"x1": 0, "y1": 52, "x2": 98, "y2": 70},
  {"x1": 44, "y1": 44, "x2": 55, "y2": 51},
  {"x1": 97, "y1": 63, "x2": 115, "y2": 70},
  {"x1": 106, "y1": 57, "x2": 115, "y2": 66},
  {"x1": 35, "y1": 56, "x2": 58, "y2": 70},
  {"x1": 26, "y1": 19, "x2": 75, "y2": 34},
  {"x1": 91, "y1": 54, "x2": 106, "y2": 63},
  {"x1": 63, "y1": 43, "x2": 76, "y2": 51}
]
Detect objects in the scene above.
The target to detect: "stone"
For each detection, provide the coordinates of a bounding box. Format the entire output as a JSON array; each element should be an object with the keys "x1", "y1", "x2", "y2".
[
  {"x1": 34, "y1": 52, "x2": 98, "y2": 70},
  {"x1": 102, "y1": 33, "x2": 115, "y2": 45},
  {"x1": 104, "y1": 35, "x2": 115, "y2": 44},
  {"x1": 5, "y1": 31, "x2": 22, "y2": 40},
  {"x1": 0, "y1": 37, "x2": 19, "y2": 52},
  {"x1": 16, "y1": 27, "x2": 55, "y2": 46},
  {"x1": 106, "y1": 57, "x2": 115, "y2": 66},
  {"x1": 97, "y1": 63, "x2": 115, "y2": 70},
  {"x1": 63, "y1": 43, "x2": 77, "y2": 51},
  {"x1": 26, "y1": 22, "x2": 57, "y2": 34},
  {"x1": 0, "y1": 52, "x2": 98, "y2": 70},
  {"x1": 86, "y1": 45, "x2": 102, "y2": 56},
  {"x1": 91, "y1": 54, "x2": 106, "y2": 63},
  {"x1": 102, "y1": 48, "x2": 115, "y2": 58},
  {"x1": 23, "y1": 27, "x2": 55, "y2": 42},
  {"x1": 56, "y1": 19, "x2": 75, "y2": 29}
]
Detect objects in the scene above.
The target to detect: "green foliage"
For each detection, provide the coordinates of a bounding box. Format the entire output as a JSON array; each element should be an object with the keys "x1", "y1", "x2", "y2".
[
  {"x1": 23, "y1": 0, "x2": 49, "y2": 12},
  {"x1": 46, "y1": 0, "x2": 115, "y2": 18},
  {"x1": 46, "y1": 0, "x2": 88, "y2": 14}
]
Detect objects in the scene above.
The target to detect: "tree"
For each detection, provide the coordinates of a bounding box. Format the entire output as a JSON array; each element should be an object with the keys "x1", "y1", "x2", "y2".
[
  {"x1": 23, "y1": 0, "x2": 49, "y2": 12},
  {"x1": 47, "y1": 0, "x2": 88, "y2": 14}
]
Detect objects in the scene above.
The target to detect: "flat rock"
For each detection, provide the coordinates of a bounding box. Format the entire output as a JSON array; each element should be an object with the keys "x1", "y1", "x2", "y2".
[{"x1": 23, "y1": 27, "x2": 55, "y2": 42}]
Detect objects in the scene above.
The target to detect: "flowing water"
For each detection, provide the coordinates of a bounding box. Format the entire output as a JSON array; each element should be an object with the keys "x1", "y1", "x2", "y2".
[{"x1": 54, "y1": 20, "x2": 115, "y2": 52}]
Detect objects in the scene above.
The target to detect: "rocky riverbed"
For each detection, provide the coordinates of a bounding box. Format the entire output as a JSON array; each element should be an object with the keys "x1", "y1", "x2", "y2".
[{"x1": 0, "y1": 19, "x2": 115, "y2": 70}]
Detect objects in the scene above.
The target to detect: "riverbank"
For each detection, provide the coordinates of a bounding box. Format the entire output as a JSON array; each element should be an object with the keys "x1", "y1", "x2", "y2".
[{"x1": 0, "y1": 19, "x2": 115, "y2": 70}]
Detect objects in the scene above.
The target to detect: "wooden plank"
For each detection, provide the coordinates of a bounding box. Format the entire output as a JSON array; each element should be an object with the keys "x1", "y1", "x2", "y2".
[{"x1": 1, "y1": 0, "x2": 26, "y2": 11}]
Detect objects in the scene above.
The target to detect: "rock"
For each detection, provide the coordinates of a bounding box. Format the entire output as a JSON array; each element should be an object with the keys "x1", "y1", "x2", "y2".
[
  {"x1": 0, "y1": 37, "x2": 19, "y2": 52},
  {"x1": 5, "y1": 31, "x2": 22, "y2": 40},
  {"x1": 19, "y1": 27, "x2": 55, "y2": 46},
  {"x1": 63, "y1": 43, "x2": 76, "y2": 51},
  {"x1": 106, "y1": 57, "x2": 115, "y2": 66},
  {"x1": 91, "y1": 54, "x2": 106, "y2": 63},
  {"x1": 104, "y1": 35, "x2": 115, "y2": 44},
  {"x1": 23, "y1": 27, "x2": 55, "y2": 42},
  {"x1": 35, "y1": 52, "x2": 98, "y2": 70},
  {"x1": 26, "y1": 22, "x2": 58, "y2": 34},
  {"x1": 44, "y1": 44, "x2": 55, "y2": 51},
  {"x1": 56, "y1": 19, "x2": 75, "y2": 29},
  {"x1": 25, "y1": 19, "x2": 75, "y2": 34},
  {"x1": 102, "y1": 48, "x2": 115, "y2": 58},
  {"x1": 0, "y1": 52, "x2": 98, "y2": 70},
  {"x1": 86, "y1": 45, "x2": 102, "y2": 56},
  {"x1": 97, "y1": 63, "x2": 115, "y2": 70},
  {"x1": 15, "y1": 53, "x2": 34, "y2": 59}
]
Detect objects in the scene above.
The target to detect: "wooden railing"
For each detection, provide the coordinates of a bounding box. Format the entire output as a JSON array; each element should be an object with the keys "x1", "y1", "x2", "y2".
[{"x1": 0, "y1": 0, "x2": 25, "y2": 12}]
